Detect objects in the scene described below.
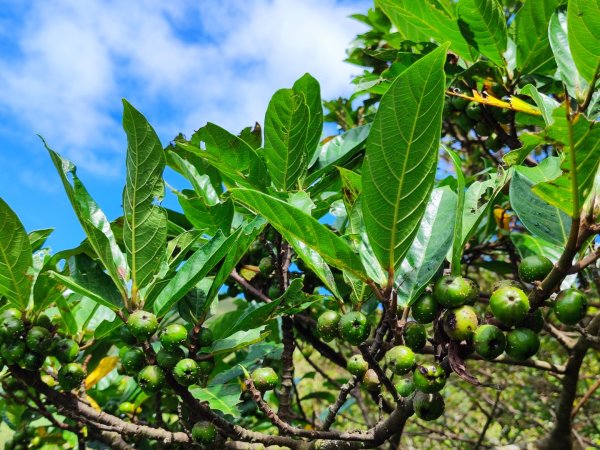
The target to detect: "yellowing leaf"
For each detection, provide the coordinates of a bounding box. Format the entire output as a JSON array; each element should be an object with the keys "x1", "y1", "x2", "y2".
[
  {"x1": 494, "y1": 207, "x2": 512, "y2": 231},
  {"x1": 447, "y1": 90, "x2": 541, "y2": 115},
  {"x1": 85, "y1": 356, "x2": 119, "y2": 389},
  {"x1": 86, "y1": 394, "x2": 102, "y2": 411},
  {"x1": 240, "y1": 265, "x2": 259, "y2": 281}
]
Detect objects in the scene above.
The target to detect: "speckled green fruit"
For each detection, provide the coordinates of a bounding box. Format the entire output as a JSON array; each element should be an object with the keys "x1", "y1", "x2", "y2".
[
  {"x1": 413, "y1": 363, "x2": 446, "y2": 393},
  {"x1": 347, "y1": 354, "x2": 368, "y2": 378},
  {"x1": 118, "y1": 402, "x2": 141, "y2": 415},
  {"x1": 0, "y1": 308, "x2": 22, "y2": 321},
  {"x1": 518, "y1": 255, "x2": 553, "y2": 283},
  {"x1": 127, "y1": 310, "x2": 159, "y2": 341},
  {"x1": 20, "y1": 352, "x2": 44, "y2": 371},
  {"x1": 191, "y1": 421, "x2": 217, "y2": 445},
  {"x1": 120, "y1": 347, "x2": 145, "y2": 374},
  {"x1": 443, "y1": 306, "x2": 478, "y2": 341},
  {"x1": 58, "y1": 363, "x2": 85, "y2": 390},
  {"x1": 473, "y1": 325, "x2": 506, "y2": 360},
  {"x1": 0, "y1": 317, "x2": 25, "y2": 340},
  {"x1": 197, "y1": 327, "x2": 214, "y2": 348},
  {"x1": 554, "y1": 289, "x2": 588, "y2": 325},
  {"x1": 53, "y1": 338, "x2": 79, "y2": 363},
  {"x1": 251, "y1": 367, "x2": 278, "y2": 392},
  {"x1": 489, "y1": 286, "x2": 529, "y2": 327},
  {"x1": 518, "y1": 308, "x2": 544, "y2": 333},
  {"x1": 156, "y1": 347, "x2": 185, "y2": 370},
  {"x1": 413, "y1": 391, "x2": 445, "y2": 421},
  {"x1": 35, "y1": 314, "x2": 53, "y2": 330},
  {"x1": 137, "y1": 366, "x2": 166, "y2": 393},
  {"x1": 395, "y1": 379, "x2": 416, "y2": 397},
  {"x1": 505, "y1": 328, "x2": 540, "y2": 361},
  {"x1": 338, "y1": 312, "x2": 370, "y2": 345},
  {"x1": 385, "y1": 345, "x2": 416, "y2": 375},
  {"x1": 159, "y1": 324, "x2": 188, "y2": 351},
  {"x1": 403, "y1": 322, "x2": 427, "y2": 351},
  {"x1": 362, "y1": 369, "x2": 381, "y2": 393},
  {"x1": 411, "y1": 293, "x2": 438, "y2": 324},
  {"x1": 433, "y1": 276, "x2": 476, "y2": 308},
  {"x1": 1, "y1": 341, "x2": 26, "y2": 364},
  {"x1": 26, "y1": 326, "x2": 52, "y2": 353},
  {"x1": 173, "y1": 358, "x2": 199, "y2": 386},
  {"x1": 317, "y1": 310, "x2": 341, "y2": 342},
  {"x1": 258, "y1": 256, "x2": 274, "y2": 275}
]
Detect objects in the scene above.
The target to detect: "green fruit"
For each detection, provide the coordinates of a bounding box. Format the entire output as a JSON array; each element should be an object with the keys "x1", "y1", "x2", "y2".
[
  {"x1": 413, "y1": 363, "x2": 446, "y2": 393},
  {"x1": 489, "y1": 286, "x2": 530, "y2": 327},
  {"x1": 347, "y1": 354, "x2": 369, "y2": 378},
  {"x1": 450, "y1": 95, "x2": 470, "y2": 110},
  {"x1": 433, "y1": 276, "x2": 476, "y2": 308},
  {"x1": 251, "y1": 367, "x2": 278, "y2": 392},
  {"x1": 0, "y1": 308, "x2": 22, "y2": 321},
  {"x1": 53, "y1": 338, "x2": 79, "y2": 363},
  {"x1": 267, "y1": 284, "x2": 281, "y2": 299},
  {"x1": 34, "y1": 314, "x2": 53, "y2": 330},
  {"x1": 127, "y1": 310, "x2": 159, "y2": 341},
  {"x1": 413, "y1": 391, "x2": 445, "y2": 421},
  {"x1": 1, "y1": 340, "x2": 26, "y2": 364},
  {"x1": 473, "y1": 324, "x2": 506, "y2": 360},
  {"x1": 258, "y1": 256, "x2": 274, "y2": 275},
  {"x1": 505, "y1": 328, "x2": 540, "y2": 361},
  {"x1": 317, "y1": 310, "x2": 341, "y2": 342},
  {"x1": 443, "y1": 306, "x2": 478, "y2": 341},
  {"x1": 137, "y1": 366, "x2": 166, "y2": 393},
  {"x1": 456, "y1": 114, "x2": 475, "y2": 133},
  {"x1": 156, "y1": 347, "x2": 185, "y2": 370},
  {"x1": 120, "y1": 347, "x2": 145, "y2": 374},
  {"x1": 519, "y1": 255, "x2": 553, "y2": 283},
  {"x1": 197, "y1": 356, "x2": 215, "y2": 377},
  {"x1": 119, "y1": 326, "x2": 138, "y2": 345},
  {"x1": 26, "y1": 326, "x2": 52, "y2": 353},
  {"x1": 338, "y1": 312, "x2": 370, "y2": 345},
  {"x1": 403, "y1": 322, "x2": 427, "y2": 351},
  {"x1": 173, "y1": 358, "x2": 199, "y2": 386},
  {"x1": 20, "y1": 352, "x2": 44, "y2": 371},
  {"x1": 491, "y1": 279, "x2": 523, "y2": 292},
  {"x1": 159, "y1": 324, "x2": 188, "y2": 351},
  {"x1": 362, "y1": 368, "x2": 380, "y2": 393},
  {"x1": 385, "y1": 346, "x2": 416, "y2": 375},
  {"x1": 411, "y1": 293, "x2": 438, "y2": 324},
  {"x1": 197, "y1": 327, "x2": 214, "y2": 348},
  {"x1": 554, "y1": 289, "x2": 588, "y2": 325},
  {"x1": 191, "y1": 421, "x2": 217, "y2": 445},
  {"x1": 0, "y1": 317, "x2": 25, "y2": 339},
  {"x1": 518, "y1": 308, "x2": 544, "y2": 333},
  {"x1": 58, "y1": 363, "x2": 85, "y2": 390},
  {"x1": 118, "y1": 402, "x2": 141, "y2": 415},
  {"x1": 395, "y1": 379, "x2": 416, "y2": 397},
  {"x1": 466, "y1": 102, "x2": 482, "y2": 120}
]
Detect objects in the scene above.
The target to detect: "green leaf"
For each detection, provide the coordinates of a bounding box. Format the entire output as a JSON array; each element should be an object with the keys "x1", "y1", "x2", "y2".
[
  {"x1": 49, "y1": 270, "x2": 122, "y2": 312},
  {"x1": 515, "y1": 0, "x2": 560, "y2": 74},
  {"x1": 28, "y1": 229, "x2": 54, "y2": 252},
  {"x1": 567, "y1": 0, "x2": 600, "y2": 84},
  {"x1": 190, "y1": 383, "x2": 241, "y2": 417},
  {"x1": 362, "y1": 45, "x2": 448, "y2": 272},
  {"x1": 264, "y1": 88, "x2": 310, "y2": 190},
  {"x1": 166, "y1": 151, "x2": 220, "y2": 205},
  {"x1": 396, "y1": 187, "x2": 457, "y2": 307},
  {"x1": 122, "y1": 100, "x2": 168, "y2": 295},
  {"x1": 293, "y1": 73, "x2": 323, "y2": 162},
  {"x1": 510, "y1": 158, "x2": 571, "y2": 246},
  {"x1": 55, "y1": 293, "x2": 78, "y2": 336},
  {"x1": 0, "y1": 198, "x2": 32, "y2": 308},
  {"x1": 457, "y1": 0, "x2": 507, "y2": 67},
  {"x1": 176, "y1": 191, "x2": 234, "y2": 234},
  {"x1": 178, "y1": 278, "x2": 215, "y2": 325},
  {"x1": 502, "y1": 133, "x2": 544, "y2": 166},
  {"x1": 231, "y1": 188, "x2": 367, "y2": 281},
  {"x1": 45, "y1": 146, "x2": 128, "y2": 297},
  {"x1": 445, "y1": 149, "x2": 466, "y2": 275},
  {"x1": 153, "y1": 231, "x2": 236, "y2": 316},
  {"x1": 210, "y1": 327, "x2": 268, "y2": 356},
  {"x1": 520, "y1": 85, "x2": 560, "y2": 126},
  {"x1": 510, "y1": 232, "x2": 563, "y2": 261}
]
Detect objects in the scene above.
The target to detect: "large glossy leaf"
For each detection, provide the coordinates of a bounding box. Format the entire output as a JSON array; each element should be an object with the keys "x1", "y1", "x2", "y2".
[
  {"x1": 567, "y1": 0, "x2": 600, "y2": 83},
  {"x1": 510, "y1": 158, "x2": 571, "y2": 246},
  {"x1": 166, "y1": 151, "x2": 219, "y2": 205},
  {"x1": 190, "y1": 383, "x2": 241, "y2": 417},
  {"x1": 45, "y1": 146, "x2": 128, "y2": 297},
  {"x1": 520, "y1": 85, "x2": 560, "y2": 126},
  {"x1": 176, "y1": 191, "x2": 234, "y2": 235},
  {"x1": 28, "y1": 229, "x2": 54, "y2": 252},
  {"x1": 0, "y1": 198, "x2": 32, "y2": 308},
  {"x1": 445, "y1": 149, "x2": 466, "y2": 275},
  {"x1": 396, "y1": 187, "x2": 457, "y2": 307},
  {"x1": 264, "y1": 88, "x2": 310, "y2": 190},
  {"x1": 293, "y1": 73, "x2": 323, "y2": 163},
  {"x1": 362, "y1": 45, "x2": 447, "y2": 272},
  {"x1": 122, "y1": 100, "x2": 167, "y2": 296},
  {"x1": 510, "y1": 232, "x2": 563, "y2": 261},
  {"x1": 231, "y1": 188, "x2": 367, "y2": 280},
  {"x1": 515, "y1": 0, "x2": 560, "y2": 74},
  {"x1": 49, "y1": 271, "x2": 122, "y2": 312}
]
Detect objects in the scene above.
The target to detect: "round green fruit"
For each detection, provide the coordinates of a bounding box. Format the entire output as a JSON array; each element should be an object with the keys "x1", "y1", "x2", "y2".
[
  {"x1": 433, "y1": 276, "x2": 476, "y2": 308},
  {"x1": 34, "y1": 314, "x2": 53, "y2": 330},
  {"x1": 473, "y1": 324, "x2": 506, "y2": 360},
  {"x1": 347, "y1": 354, "x2": 368, "y2": 378},
  {"x1": 362, "y1": 368, "x2": 381, "y2": 393},
  {"x1": 26, "y1": 326, "x2": 52, "y2": 353},
  {"x1": 267, "y1": 284, "x2": 281, "y2": 299},
  {"x1": 317, "y1": 310, "x2": 341, "y2": 342},
  {"x1": 1, "y1": 340, "x2": 26, "y2": 364},
  {"x1": 137, "y1": 365, "x2": 166, "y2": 393},
  {"x1": 403, "y1": 322, "x2": 427, "y2": 351},
  {"x1": 191, "y1": 421, "x2": 217, "y2": 445},
  {"x1": 53, "y1": 338, "x2": 79, "y2": 363},
  {"x1": 119, "y1": 326, "x2": 138, "y2": 345},
  {"x1": 118, "y1": 402, "x2": 141, "y2": 415},
  {"x1": 411, "y1": 293, "x2": 438, "y2": 324},
  {"x1": 443, "y1": 306, "x2": 478, "y2": 341},
  {"x1": 0, "y1": 308, "x2": 22, "y2": 321},
  {"x1": 197, "y1": 357, "x2": 215, "y2": 377},
  {"x1": 505, "y1": 328, "x2": 540, "y2": 361},
  {"x1": 413, "y1": 363, "x2": 446, "y2": 393},
  {"x1": 258, "y1": 256, "x2": 274, "y2": 275},
  {"x1": 489, "y1": 286, "x2": 530, "y2": 327},
  {"x1": 413, "y1": 391, "x2": 445, "y2": 421},
  {"x1": 156, "y1": 347, "x2": 184, "y2": 370},
  {"x1": 173, "y1": 358, "x2": 199, "y2": 387},
  {"x1": 58, "y1": 363, "x2": 85, "y2": 390},
  {"x1": 120, "y1": 347, "x2": 145, "y2": 374},
  {"x1": 159, "y1": 324, "x2": 188, "y2": 351},
  {"x1": 0, "y1": 317, "x2": 25, "y2": 340},
  {"x1": 385, "y1": 345, "x2": 415, "y2": 375},
  {"x1": 466, "y1": 102, "x2": 482, "y2": 120},
  {"x1": 554, "y1": 289, "x2": 588, "y2": 325},
  {"x1": 518, "y1": 255, "x2": 553, "y2": 283},
  {"x1": 127, "y1": 310, "x2": 158, "y2": 341},
  {"x1": 251, "y1": 367, "x2": 278, "y2": 392},
  {"x1": 338, "y1": 312, "x2": 370, "y2": 345},
  {"x1": 20, "y1": 352, "x2": 45, "y2": 371},
  {"x1": 395, "y1": 379, "x2": 416, "y2": 398},
  {"x1": 518, "y1": 308, "x2": 544, "y2": 333}
]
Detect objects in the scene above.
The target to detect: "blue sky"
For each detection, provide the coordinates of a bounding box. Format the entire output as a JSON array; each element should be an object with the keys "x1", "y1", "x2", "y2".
[{"x1": 0, "y1": 0, "x2": 370, "y2": 252}]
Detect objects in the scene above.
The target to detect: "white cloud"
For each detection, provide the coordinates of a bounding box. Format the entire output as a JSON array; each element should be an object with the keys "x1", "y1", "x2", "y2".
[{"x1": 0, "y1": 0, "x2": 369, "y2": 177}]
